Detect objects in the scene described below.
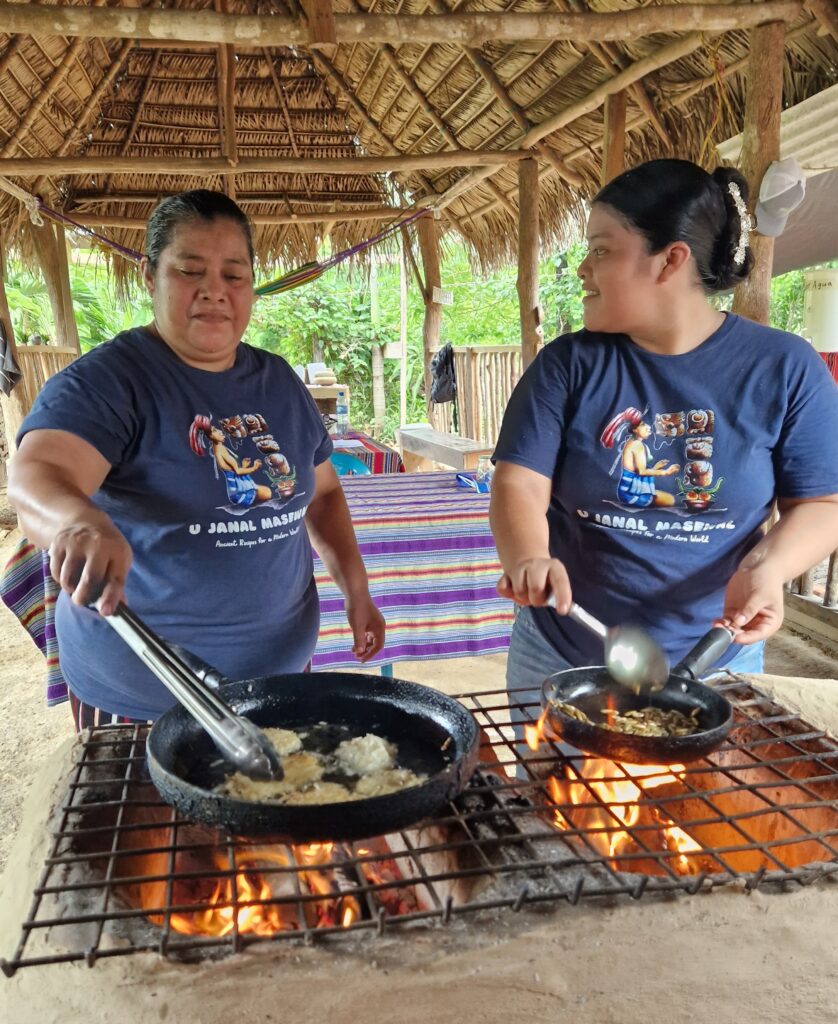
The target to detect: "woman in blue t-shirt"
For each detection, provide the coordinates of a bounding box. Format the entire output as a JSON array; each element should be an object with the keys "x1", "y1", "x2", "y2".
[
  {"x1": 490, "y1": 159, "x2": 838, "y2": 708},
  {"x1": 8, "y1": 190, "x2": 386, "y2": 725}
]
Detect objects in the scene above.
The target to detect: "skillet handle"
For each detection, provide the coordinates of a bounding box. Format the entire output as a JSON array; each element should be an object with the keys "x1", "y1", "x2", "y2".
[{"x1": 673, "y1": 626, "x2": 735, "y2": 681}]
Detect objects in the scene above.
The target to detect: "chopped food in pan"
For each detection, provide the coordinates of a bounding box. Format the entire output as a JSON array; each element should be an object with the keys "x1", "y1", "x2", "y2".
[
  {"x1": 549, "y1": 698, "x2": 701, "y2": 737},
  {"x1": 335, "y1": 734, "x2": 396, "y2": 775},
  {"x1": 262, "y1": 727, "x2": 304, "y2": 757},
  {"x1": 601, "y1": 706, "x2": 701, "y2": 737},
  {"x1": 217, "y1": 730, "x2": 426, "y2": 805}
]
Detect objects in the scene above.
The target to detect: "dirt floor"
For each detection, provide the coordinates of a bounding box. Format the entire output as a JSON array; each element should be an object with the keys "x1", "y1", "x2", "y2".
[{"x1": 1, "y1": 520, "x2": 836, "y2": 873}]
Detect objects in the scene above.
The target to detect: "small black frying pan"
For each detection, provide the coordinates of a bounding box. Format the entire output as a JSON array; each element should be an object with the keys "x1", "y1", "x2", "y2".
[{"x1": 540, "y1": 626, "x2": 736, "y2": 764}]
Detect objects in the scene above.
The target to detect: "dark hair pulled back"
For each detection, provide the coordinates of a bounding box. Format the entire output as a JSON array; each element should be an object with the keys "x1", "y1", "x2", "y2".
[
  {"x1": 145, "y1": 189, "x2": 255, "y2": 271},
  {"x1": 593, "y1": 159, "x2": 753, "y2": 293}
]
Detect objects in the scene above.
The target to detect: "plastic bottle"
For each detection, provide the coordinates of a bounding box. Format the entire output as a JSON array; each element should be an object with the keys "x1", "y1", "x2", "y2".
[{"x1": 335, "y1": 389, "x2": 349, "y2": 433}]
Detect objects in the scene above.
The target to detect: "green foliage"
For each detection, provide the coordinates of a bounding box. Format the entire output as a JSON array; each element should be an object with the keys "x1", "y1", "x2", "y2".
[
  {"x1": 769, "y1": 269, "x2": 805, "y2": 335},
  {"x1": 4, "y1": 242, "x2": 814, "y2": 442},
  {"x1": 5, "y1": 269, "x2": 53, "y2": 343}
]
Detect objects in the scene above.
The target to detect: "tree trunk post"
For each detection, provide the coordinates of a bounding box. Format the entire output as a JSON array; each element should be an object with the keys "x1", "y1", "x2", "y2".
[
  {"x1": 731, "y1": 21, "x2": 786, "y2": 325},
  {"x1": 601, "y1": 89, "x2": 627, "y2": 185},
  {"x1": 54, "y1": 225, "x2": 80, "y2": 354},
  {"x1": 399, "y1": 236, "x2": 408, "y2": 429},
  {"x1": 371, "y1": 343, "x2": 386, "y2": 434},
  {"x1": 30, "y1": 220, "x2": 80, "y2": 352},
  {"x1": 516, "y1": 157, "x2": 541, "y2": 370},
  {"x1": 416, "y1": 214, "x2": 442, "y2": 428}
]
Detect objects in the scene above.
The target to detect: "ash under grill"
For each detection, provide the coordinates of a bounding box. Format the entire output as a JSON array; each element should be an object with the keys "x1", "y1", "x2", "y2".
[{"x1": 4, "y1": 679, "x2": 838, "y2": 975}]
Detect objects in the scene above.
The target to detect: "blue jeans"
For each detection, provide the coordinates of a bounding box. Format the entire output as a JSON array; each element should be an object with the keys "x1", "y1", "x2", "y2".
[{"x1": 505, "y1": 605, "x2": 764, "y2": 738}]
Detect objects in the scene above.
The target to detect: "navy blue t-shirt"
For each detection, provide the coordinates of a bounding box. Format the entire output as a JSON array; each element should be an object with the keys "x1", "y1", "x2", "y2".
[
  {"x1": 493, "y1": 314, "x2": 838, "y2": 669},
  {"x1": 19, "y1": 327, "x2": 333, "y2": 718}
]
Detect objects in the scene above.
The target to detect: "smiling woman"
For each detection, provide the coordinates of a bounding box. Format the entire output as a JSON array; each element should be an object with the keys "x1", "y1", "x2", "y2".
[
  {"x1": 7, "y1": 190, "x2": 385, "y2": 727},
  {"x1": 490, "y1": 158, "x2": 838, "y2": 720}
]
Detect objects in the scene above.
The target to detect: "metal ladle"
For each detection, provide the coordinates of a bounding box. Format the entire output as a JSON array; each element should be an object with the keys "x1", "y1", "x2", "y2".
[{"x1": 547, "y1": 595, "x2": 670, "y2": 693}]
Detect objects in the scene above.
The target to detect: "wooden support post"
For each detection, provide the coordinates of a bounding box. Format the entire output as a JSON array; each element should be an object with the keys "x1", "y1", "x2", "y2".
[
  {"x1": 371, "y1": 343, "x2": 385, "y2": 434},
  {"x1": 516, "y1": 159, "x2": 541, "y2": 371},
  {"x1": 301, "y1": 0, "x2": 337, "y2": 55},
  {"x1": 30, "y1": 220, "x2": 79, "y2": 351},
  {"x1": 53, "y1": 225, "x2": 80, "y2": 355},
  {"x1": 416, "y1": 215, "x2": 442, "y2": 429},
  {"x1": 732, "y1": 22, "x2": 786, "y2": 325},
  {"x1": 399, "y1": 236, "x2": 408, "y2": 429},
  {"x1": 0, "y1": 237, "x2": 27, "y2": 457},
  {"x1": 601, "y1": 90, "x2": 627, "y2": 186}
]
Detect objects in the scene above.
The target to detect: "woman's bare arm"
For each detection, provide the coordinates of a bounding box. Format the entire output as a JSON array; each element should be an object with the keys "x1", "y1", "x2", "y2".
[
  {"x1": 489, "y1": 461, "x2": 573, "y2": 611},
  {"x1": 721, "y1": 493, "x2": 838, "y2": 643},
  {"x1": 8, "y1": 430, "x2": 131, "y2": 614}
]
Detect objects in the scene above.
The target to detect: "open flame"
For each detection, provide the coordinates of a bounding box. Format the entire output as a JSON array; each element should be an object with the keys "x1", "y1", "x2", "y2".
[
  {"x1": 143, "y1": 841, "x2": 361, "y2": 937},
  {"x1": 527, "y1": 710, "x2": 702, "y2": 874}
]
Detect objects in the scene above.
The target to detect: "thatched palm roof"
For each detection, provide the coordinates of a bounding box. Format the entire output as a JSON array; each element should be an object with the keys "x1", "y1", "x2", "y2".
[{"x1": 0, "y1": 0, "x2": 836, "y2": 273}]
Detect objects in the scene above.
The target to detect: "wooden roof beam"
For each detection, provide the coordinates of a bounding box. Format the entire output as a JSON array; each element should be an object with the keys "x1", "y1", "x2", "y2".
[
  {"x1": 458, "y1": 41, "x2": 584, "y2": 188},
  {"x1": 264, "y1": 50, "x2": 302, "y2": 161},
  {"x1": 1, "y1": 0, "x2": 113, "y2": 160},
  {"x1": 0, "y1": 2, "x2": 805, "y2": 47},
  {"x1": 336, "y1": 3, "x2": 519, "y2": 218},
  {"x1": 65, "y1": 207, "x2": 415, "y2": 228},
  {"x1": 460, "y1": 20, "x2": 814, "y2": 222},
  {"x1": 804, "y1": 0, "x2": 838, "y2": 40},
  {"x1": 214, "y1": 0, "x2": 237, "y2": 198},
  {"x1": 0, "y1": 152, "x2": 529, "y2": 177},
  {"x1": 409, "y1": 0, "x2": 583, "y2": 187},
  {"x1": 0, "y1": 40, "x2": 87, "y2": 159},
  {"x1": 298, "y1": 40, "x2": 473, "y2": 236},
  {"x1": 71, "y1": 190, "x2": 390, "y2": 205},
  {"x1": 549, "y1": 0, "x2": 673, "y2": 148},
  {"x1": 433, "y1": 32, "x2": 704, "y2": 211}
]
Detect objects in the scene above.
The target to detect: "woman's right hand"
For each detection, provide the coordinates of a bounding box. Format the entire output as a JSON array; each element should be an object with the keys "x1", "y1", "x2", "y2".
[
  {"x1": 48, "y1": 514, "x2": 133, "y2": 616},
  {"x1": 497, "y1": 557, "x2": 572, "y2": 612}
]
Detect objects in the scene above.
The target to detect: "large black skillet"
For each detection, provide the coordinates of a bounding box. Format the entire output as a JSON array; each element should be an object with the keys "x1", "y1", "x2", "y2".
[
  {"x1": 146, "y1": 650, "x2": 479, "y2": 841},
  {"x1": 540, "y1": 626, "x2": 736, "y2": 765}
]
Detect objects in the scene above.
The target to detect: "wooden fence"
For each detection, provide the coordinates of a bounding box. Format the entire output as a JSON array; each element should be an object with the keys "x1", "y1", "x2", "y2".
[
  {"x1": 790, "y1": 555, "x2": 838, "y2": 609},
  {"x1": 1, "y1": 345, "x2": 78, "y2": 445},
  {"x1": 433, "y1": 344, "x2": 522, "y2": 445}
]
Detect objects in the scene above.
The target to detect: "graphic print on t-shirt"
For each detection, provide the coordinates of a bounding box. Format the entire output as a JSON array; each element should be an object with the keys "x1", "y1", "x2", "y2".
[
  {"x1": 188, "y1": 411, "x2": 300, "y2": 514},
  {"x1": 600, "y1": 404, "x2": 726, "y2": 517}
]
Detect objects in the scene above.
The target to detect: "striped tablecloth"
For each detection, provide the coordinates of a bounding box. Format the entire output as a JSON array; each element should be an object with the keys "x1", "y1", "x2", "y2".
[
  {"x1": 332, "y1": 430, "x2": 405, "y2": 475},
  {"x1": 312, "y1": 471, "x2": 513, "y2": 671}
]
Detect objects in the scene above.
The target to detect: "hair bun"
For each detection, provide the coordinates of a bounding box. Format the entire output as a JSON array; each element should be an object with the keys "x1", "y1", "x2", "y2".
[{"x1": 707, "y1": 167, "x2": 754, "y2": 291}]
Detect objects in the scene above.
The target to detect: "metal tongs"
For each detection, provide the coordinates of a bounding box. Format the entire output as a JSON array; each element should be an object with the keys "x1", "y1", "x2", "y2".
[{"x1": 99, "y1": 602, "x2": 283, "y2": 781}]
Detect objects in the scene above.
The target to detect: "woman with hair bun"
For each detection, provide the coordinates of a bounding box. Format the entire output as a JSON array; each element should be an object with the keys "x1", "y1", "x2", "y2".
[
  {"x1": 9, "y1": 190, "x2": 384, "y2": 726},
  {"x1": 490, "y1": 159, "x2": 838, "y2": 710}
]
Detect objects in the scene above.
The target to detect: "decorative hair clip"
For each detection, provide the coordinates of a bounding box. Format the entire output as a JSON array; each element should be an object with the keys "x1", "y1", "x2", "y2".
[{"x1": 727, "y1": 182, "x2": 753, "y2": 266}]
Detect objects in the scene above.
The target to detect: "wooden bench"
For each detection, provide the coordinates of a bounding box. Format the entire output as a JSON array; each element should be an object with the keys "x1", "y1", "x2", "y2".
[{"x1": 398, "y1": 423, "x2": 494, "y2": 472}]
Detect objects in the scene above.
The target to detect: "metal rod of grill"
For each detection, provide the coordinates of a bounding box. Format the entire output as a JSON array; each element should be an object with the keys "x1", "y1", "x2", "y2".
[{"x1": 3, "y1": 681, "x2": 838, "y2": 976}]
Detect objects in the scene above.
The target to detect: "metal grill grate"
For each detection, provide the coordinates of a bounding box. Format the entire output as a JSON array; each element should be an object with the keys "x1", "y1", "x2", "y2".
[{"x1": 4, "y1": 679, "x2": 838, "y2": 975}]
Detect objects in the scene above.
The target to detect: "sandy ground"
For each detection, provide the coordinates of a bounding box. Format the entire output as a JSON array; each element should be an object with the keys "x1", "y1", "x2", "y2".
[{"x1": 0, "y1": 523, "x2": 836, "y2": 873}]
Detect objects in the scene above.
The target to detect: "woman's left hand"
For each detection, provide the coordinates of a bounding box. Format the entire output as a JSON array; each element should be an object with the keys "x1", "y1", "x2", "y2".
[
  {"x1": 345, "y1": 593, "x2": 386, "y2": 663},
  {"x1": 719, "y1": 564, "x2": 785, "y2": 644}
]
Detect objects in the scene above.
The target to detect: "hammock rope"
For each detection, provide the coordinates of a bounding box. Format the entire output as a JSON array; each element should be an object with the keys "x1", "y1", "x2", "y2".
[{"x1": 29, "y1": 195, "x2": 429, "y2": 298}]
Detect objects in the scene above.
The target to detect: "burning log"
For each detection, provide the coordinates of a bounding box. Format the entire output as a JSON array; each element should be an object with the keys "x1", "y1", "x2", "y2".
[
  {"x1": 384, "y1": 819, "x2": 494, "y2": 911},
  {"x1": 353, "y1": 837, "x2": 422, "y2": 917}
]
